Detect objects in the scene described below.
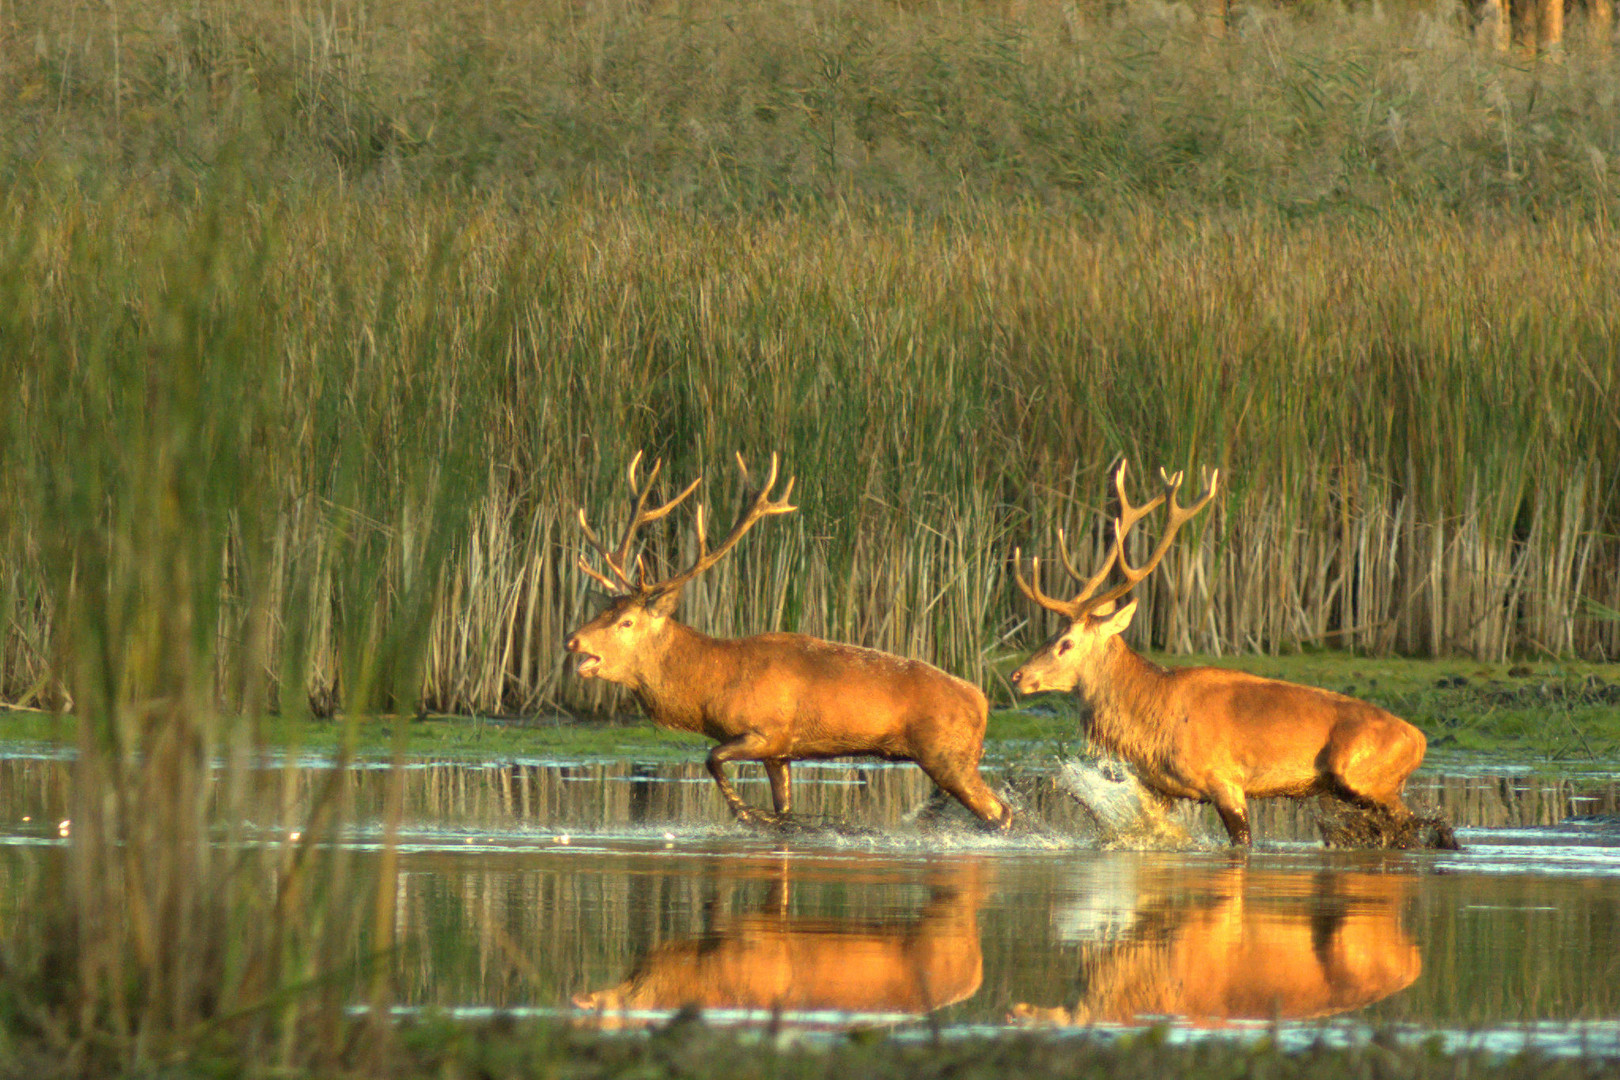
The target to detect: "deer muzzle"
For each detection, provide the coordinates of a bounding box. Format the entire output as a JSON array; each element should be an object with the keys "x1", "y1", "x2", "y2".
[{"x1": 565, "y1": 635, "x2": 602, "y2": 678}]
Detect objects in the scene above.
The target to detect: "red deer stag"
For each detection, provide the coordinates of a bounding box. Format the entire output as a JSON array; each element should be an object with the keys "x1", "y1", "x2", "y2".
[
  {"x1": 565, "y1": 452, "x2": 1012, "y2": 828},
  {"x1": 1010, "y1": 461, "x2": 1439, "y2": 847}
]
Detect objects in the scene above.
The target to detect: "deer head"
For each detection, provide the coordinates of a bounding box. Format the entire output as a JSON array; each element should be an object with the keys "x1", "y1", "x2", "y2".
[
  {"x1": 1009, "y1": 460, "x2": 1218, "y2": 694},
  {"x1": 564, "y1": 452, "x2": 796, "y2": 687}
]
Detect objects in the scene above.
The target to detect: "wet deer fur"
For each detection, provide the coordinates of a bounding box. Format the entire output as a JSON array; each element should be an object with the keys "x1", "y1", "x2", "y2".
[
  {"x1": 1010, "y1": 460, "x2": 1434, "y2": 847},
  {"x1": 565, "y1": 452, "x2": 1011, "y2": 828}
]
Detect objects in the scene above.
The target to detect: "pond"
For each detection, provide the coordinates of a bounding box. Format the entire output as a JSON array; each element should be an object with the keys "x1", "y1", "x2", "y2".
[{"x1": 1, "y1": 750, "x2": 1617, "y2": 1054}]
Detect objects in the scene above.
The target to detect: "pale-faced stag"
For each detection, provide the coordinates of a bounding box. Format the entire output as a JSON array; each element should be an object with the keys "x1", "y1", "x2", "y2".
[
  {"x1": 565, "y1": 452, "x2": 1012, "y2": 829},
  {"x1": 1010, "y1": 461, "x2": 1440, "y2": 848}
]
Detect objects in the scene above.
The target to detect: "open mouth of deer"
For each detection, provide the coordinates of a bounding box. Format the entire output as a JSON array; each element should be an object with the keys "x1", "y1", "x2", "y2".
[{"x1": 577, "y1": 653, "x2": 603, "y2": 678}]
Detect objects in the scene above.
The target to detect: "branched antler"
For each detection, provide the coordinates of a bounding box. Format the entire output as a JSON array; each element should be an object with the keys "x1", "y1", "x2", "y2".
[
  {"x1": 1013, "y1": 459, "x2": 1219, "y2": 620},
  {"x1": 656, "y1": 452, "x2": 796, "y2": 594},
  {"x1": 576, "y1": 451, "x2": 703, "y2": 594},
  {"x1": 576, "y1": 451, "x2": 796, "y2": 596}
]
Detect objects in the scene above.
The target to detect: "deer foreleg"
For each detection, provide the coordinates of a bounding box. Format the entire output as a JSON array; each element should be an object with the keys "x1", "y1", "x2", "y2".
[
  {"x1": 706, "y1": 734, "x2": 779, "y2": 824},
  {"x1": 764, "y1": 758, "x2": 793, "y2": 815}
]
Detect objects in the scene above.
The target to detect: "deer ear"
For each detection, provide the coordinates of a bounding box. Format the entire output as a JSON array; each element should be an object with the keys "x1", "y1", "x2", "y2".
[
  {"x1": 1095, "y1": 598, "x2": 1137, "y2": 638},
  {"x1": 646, "y1": 585, "x2": 683, "y2": 618}
]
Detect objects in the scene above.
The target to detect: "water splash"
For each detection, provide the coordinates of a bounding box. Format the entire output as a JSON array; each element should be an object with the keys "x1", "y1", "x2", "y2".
[{"x1": 1053, "y1": 757, "x2": 1199, "y2": 848}]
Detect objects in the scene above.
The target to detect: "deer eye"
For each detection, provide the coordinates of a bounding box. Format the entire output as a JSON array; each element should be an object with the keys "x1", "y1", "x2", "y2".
[
  {"x1": 1057, "y1": 639, "x2": 1073, "y2": 655},
  {"x1": 618, "y1": 618, "x2": 633, "y2": 629}
]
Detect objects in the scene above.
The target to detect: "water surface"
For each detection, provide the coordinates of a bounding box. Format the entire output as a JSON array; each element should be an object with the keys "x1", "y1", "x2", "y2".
[{"x1": 1, "y1": 752, "x2": 1616, "y2": 1053}]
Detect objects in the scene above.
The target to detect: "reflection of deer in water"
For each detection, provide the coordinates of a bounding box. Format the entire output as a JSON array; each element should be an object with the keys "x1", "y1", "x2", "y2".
[
  {"x1": 573, "y1": 860, "x2": 988, "y2": 1025},
  {"x1": 1011, "y1": 864, "x2": 1420, "y2": 1027}
]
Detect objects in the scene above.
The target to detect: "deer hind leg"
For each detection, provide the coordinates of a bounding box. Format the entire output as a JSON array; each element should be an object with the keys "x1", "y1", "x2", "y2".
[
  {"x1": 1325, "y1": 729, "x2": 1421, "y2": 818},
  {"x1": 1207, "y1": 781, "x2": 1251, "y2": 846},
  {"x1": 915, "y1": 755, "x2": 1012, "y2": 829},
  {"x1": 1319, "y1": 731, "x2": 1439, "y2": 848},
  {"x1": 764, "y1": 758, "x2": 792, "y2": 815},
  {"x1": 706, "y1": 733, "x2": 783, "y2": 825}
]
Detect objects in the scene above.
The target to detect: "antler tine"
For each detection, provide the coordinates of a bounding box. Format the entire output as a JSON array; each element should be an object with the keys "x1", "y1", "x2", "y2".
[
  {"x1": 607, "y1": 450, "x2": 659, "y2": 565},
  {"x1": 575, "y1": 453, "x2": 705, "y2": 596},
  {"x1": 1078, "y1": 463, "x2": 1220, "y2": 618},
  {"x1": 1012, "y1": 549, "x2": 1084, "y2": 619},
  {"x1": 611, "y1": 457, "x2": 704, "y2": 570},
  {"x1": 1113, "y1": 458, "x2": 1169, "y2": 540},
  {"x1": 655, "y1": 451, "x2": 798, "y2": 594},
  {"x1": 1013, "y1": 460, "x2": 1220, "y2": 623},
  {"x1": 1041, "y1": 459, "x2": 1165, "y2": 612},
  {"x1": 1053, "y1": 527, "x2": 1115, "y2": 609},
  {"x1": 576, "y1": 554, "x2": 627, "y2": 594},
  {"x1": 576, "y1": 506, "x2": 639, "y2": 591}
]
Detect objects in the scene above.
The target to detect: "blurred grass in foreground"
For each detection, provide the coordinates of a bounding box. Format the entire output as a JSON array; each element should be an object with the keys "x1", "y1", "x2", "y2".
[{"x1": 0, "y1": 189, "x2": 480, "y2": 1070}]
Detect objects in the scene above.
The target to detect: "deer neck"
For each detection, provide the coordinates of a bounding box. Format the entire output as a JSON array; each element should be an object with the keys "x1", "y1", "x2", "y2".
[
  {"x1": 1078, "y1": 637, "x2": 1176, "y2": 770},
  {"x1": 627, "y1": 621, "x2": 727, "y2": 732}
]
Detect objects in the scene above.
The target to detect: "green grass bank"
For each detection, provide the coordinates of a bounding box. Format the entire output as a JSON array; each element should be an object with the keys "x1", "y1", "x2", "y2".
[{"x1": 8, "y1": 653, "x2": 1618, "y2": 763}]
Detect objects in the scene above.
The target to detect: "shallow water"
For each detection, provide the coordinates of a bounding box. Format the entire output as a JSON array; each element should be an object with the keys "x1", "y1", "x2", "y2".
[{"x1": 1, "y1": 751, "x2": 1617, "y2": 1052}]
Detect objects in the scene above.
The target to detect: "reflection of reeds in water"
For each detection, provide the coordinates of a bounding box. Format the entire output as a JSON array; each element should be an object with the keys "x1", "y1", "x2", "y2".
[
  {"x1": 375, "y1": 837, "x2": 1620, "y2": 1025},
  {"x1": 4, "y1": 755, "x2": 1618, "y2": 1028},
  {"x1": 1, "y1": 757, "x2": 1614, "y2": 842},
  {"x1": 1403, "y1": 871, "x2": 1620, "y2": 1024}
]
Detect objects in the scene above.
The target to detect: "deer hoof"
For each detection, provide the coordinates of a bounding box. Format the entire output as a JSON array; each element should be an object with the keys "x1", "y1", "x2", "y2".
[{"x1": 732, "y1": 806, "x2": 788, "y2": 829}]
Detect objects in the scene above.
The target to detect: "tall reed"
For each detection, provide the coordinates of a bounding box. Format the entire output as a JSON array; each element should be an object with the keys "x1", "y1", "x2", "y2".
[
  {"x1": 4, "y1": 192, "x2": 1617, "y2": 723},
  {"x1": 3, "y1": 0, "x2": 1619, "y2": 216}
]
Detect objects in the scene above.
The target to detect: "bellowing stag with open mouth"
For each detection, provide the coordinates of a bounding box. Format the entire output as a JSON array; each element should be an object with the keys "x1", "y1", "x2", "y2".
[{"x1": 566, "y1": 452, "x2": 1012, "y2": 829}]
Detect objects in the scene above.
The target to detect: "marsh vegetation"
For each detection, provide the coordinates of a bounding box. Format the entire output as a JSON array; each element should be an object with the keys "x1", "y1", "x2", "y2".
[{"x1": 1, "y1": 0, "x2": 1619, "y2": 1072}]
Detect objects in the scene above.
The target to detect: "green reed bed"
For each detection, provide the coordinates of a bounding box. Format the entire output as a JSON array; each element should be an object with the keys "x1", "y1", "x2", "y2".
[
  {"x1": 4, "y1": 0, "x2": 1620, "y2": 214},
  {"x1": 3, "y1": 194, "x2": 1618, "y2": 723}
]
